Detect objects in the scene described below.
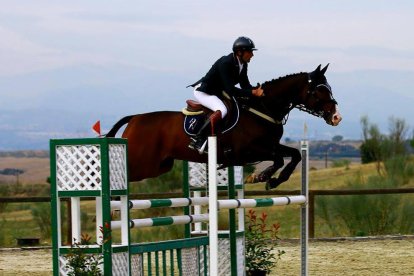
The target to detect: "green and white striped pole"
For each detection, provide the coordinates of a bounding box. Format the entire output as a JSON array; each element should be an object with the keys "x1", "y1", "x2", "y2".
[
  {"x1": 111, "y1": 196, "x2": 306, "y2": 210},
  {"x1": 111, "y1": 214, "x2": 209, "y2": 229}
]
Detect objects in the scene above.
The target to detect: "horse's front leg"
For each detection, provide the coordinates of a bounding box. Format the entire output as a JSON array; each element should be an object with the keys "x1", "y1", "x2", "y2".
[
  {"x1": 266, "y1": 145, "x2": 302, "y2": 190},
  {"x1": 245, "y1": 155, "x2": 284, "y2": 184}
]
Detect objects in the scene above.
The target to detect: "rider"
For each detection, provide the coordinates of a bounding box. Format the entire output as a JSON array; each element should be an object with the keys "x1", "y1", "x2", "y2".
[{"x1": 188, "y1": 36, "x2": 264, "y2": 154}]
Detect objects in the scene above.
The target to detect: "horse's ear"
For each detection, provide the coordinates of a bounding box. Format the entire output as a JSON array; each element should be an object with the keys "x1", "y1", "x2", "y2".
[
  {"x1": 310, "y1": 64, "x2": 322, "y2": 78},
  {"x1": 321, "y1": 63, "x2": 329, "y2": 74},
  {"x1": 316, "y1": 64, "x2": 322, "y2": 72}
]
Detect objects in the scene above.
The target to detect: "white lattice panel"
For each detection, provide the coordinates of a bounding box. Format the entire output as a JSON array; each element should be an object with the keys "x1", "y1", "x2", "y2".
[
  {"x1": 112, "y1": 252, "x2": 129, "y2": 276},
  {"x1": 199, "y1": 245, "x2": 207, "y2": 276},
  {"x1": 181, "y1": 247, "x2": 200, "y2": 275},
  {"x1": 59, "y1": 256, "x2": 70, "y2": 275},
  {"x1": 236, "y1": 235, "x2": 245, "y2": 275},
  {"x1": 131, "y1": 254, "x2": 143, "y2": 276},
  {"x1": 188, "y1": 162, "x2": 243, "y2": 188},
  {"x1": 234, "y1": 166, "x2": 244, "y2": 185},
  {"x1": 213, "y1": 236, "x2": 245, "y2": 276},
  {"x1": 109, "y1": 144, "x2": 127, "y2": 190},
  {"x1": 217, "y1": 238, "x2": 231, "y2": 276},
  {"x1": 188, "y1": 162, "x2": 207, "y2": 187},
  {"x1": 217, "y1": 168, "x2": 231, "y2": 185},
  {"x1": 56, "y1": 145, "x2": 102, "y2": 191}
]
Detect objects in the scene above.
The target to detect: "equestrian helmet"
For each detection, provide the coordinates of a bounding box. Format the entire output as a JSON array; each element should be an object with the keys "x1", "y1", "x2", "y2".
[{"x1": 232, "y1": 36, "x2": 257, "y2": 52}]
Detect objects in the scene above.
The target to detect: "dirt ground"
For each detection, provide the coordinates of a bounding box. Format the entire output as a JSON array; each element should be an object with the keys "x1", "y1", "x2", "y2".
[
  {"x1": 0, "y1": 237, "x2": 413, "y2": 275},
  {"x1": 0, "y1": 248, "x2": 52, "y2": 276},
  {"x1": 276, "y1": 237, "x2": 414, "y2": 275}
]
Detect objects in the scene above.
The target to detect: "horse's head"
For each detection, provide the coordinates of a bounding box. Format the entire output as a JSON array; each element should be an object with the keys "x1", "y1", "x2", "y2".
[{"x1": 297, "y1": 64, "x2": 342, "y2": 126}]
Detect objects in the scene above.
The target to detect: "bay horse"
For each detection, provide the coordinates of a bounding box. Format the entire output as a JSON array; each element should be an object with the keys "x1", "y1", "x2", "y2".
[{"x1": 106, "y1": 64, "x2": 342, "y2": 189}]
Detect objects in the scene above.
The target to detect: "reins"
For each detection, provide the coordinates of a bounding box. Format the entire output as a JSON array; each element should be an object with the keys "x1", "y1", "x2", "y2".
[
  {"x1": 241, "y1": 72, "x2": 337, "y2": 125},
  {"x1": 297, "y1": 81, "x2": 337, "y2": 119},
  {"x1": 243, "y1": 106, "x2": 283, "y2": 124}
]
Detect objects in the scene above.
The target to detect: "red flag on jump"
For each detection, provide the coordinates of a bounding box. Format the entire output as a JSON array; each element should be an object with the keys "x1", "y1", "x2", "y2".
[{"x1": 92, "y1": 120, "x2": 101, "y2": 136}]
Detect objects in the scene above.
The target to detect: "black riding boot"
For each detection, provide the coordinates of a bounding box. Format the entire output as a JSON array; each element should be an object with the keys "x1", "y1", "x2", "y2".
[{"x1": 189, "y1": 111, "x2": 222, "y2": 154}]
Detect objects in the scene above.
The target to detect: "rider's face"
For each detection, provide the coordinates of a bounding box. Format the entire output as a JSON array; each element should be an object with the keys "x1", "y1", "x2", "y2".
[{"x1": 241, "y1": 50, "x2": 254, "y2": 63}]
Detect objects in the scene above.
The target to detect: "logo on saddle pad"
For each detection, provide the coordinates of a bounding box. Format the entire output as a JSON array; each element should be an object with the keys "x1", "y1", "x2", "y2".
[{"x1": 182, "y1": 95, "x2": 240, "y2": 136}]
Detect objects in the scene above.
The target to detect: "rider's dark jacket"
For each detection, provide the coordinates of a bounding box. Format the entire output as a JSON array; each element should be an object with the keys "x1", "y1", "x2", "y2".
[{"x1": 191, "y1": 53, "x2": 253, "y2": 98}]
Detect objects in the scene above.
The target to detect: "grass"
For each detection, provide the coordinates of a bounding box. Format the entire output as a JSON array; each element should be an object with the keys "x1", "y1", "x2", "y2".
[
  {"x1": 244, "y1": 161, "x2": 380, "y2": 191},
  {"x1": 244, "y1": 160, "x2": 414, "y2": 238},
  {"x1": 0, "y1": 207, "x2": 43, "y2": 247}
]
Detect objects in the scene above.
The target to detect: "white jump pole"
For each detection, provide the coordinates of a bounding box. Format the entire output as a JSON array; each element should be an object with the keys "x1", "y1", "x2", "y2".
[
  {"x1": 71, "y1": 197, "x2": 81, "y2": 244},
  {"x1": 208, "y1": 136, "x2": 218, "y2": 276}
]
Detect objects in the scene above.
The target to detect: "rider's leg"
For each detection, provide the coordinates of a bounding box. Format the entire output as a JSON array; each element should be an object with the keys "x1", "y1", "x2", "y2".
[
  {"x1": 193, "y1": 90, "x2": 227, "y2": 118},
  {"x1": 189, "y1": 110, "x2": 222, "y2": 153},
  {"x1": 189, "y1": 91, "x2": 227, "y2": 154}
]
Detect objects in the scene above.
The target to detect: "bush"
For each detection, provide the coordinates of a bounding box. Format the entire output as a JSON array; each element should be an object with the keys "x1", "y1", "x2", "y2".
[
  {"x1": 331, "y1": 159, "x2": 351, "y2": 169},
  {"x1": 0, "y1": 185, "x2": 10, "y2": 213},
  {"x1": 65, "y1": 234, "x2": 103, "y2": 276},
  {"x1": 245, "y1": 210, "x2": 284, "y2": 274},
  {"x1": 0, "y1": 218, "x2": 5, "y2": 245},
  {"x1": 316, "y1": 166, "x2": 414, "y2": 236},
  {"x1": 384, "y1": 155, "x2": 414, "y2": 185},
  {"x1": 31, "y1": 203, "x2": 51, "y2": 238}
]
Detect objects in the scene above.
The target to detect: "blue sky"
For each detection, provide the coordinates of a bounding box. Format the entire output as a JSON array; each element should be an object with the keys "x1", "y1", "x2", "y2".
[{"x1": 1, "y1": 1, "x2": 414, "y2": 148}]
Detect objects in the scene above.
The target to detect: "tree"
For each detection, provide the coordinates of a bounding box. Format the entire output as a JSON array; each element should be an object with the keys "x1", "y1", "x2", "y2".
[
  {"x1": 0, "y1": 168, "x2": 24, "y2": 176},
  {"x1": 360, "y1": 116, "x2": 383, "y2": 173},
  {"x1": 411, "y1": 130, "x2": 414, "y2": 149},
  {"x1": 359, "y1": 116, "x2": 410, "y2": 174},
  {"x1": 332, "y1": 135, "x2": 343, "y2": 142},
  {"x1": 387, "y1": 117, "x2": 408, "y2": 156}
]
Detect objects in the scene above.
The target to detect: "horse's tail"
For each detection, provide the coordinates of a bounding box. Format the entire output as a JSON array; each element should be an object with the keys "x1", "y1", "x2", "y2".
[{"x1": 105, "y1": 115, "x2": 134, "y2": 137}]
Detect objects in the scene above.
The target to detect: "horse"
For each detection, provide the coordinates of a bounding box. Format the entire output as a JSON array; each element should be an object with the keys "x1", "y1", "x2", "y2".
[{"x1": 106, "y1": 64, "x2": 342, "y2": 189}]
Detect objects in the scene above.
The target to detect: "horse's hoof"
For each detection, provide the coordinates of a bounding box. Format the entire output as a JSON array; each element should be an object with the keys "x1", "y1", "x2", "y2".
[
  {"x1": 245, "y1": 173, "x2": 257, "y2": 184},
  {"x1": 266, "y1": 178, "x2": 281, "y2": 190}
]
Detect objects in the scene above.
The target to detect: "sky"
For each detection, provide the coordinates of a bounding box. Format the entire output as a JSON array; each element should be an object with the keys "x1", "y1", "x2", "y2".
[{"x1": 1, "y1": 1, "x2": 414, "y2": 149}]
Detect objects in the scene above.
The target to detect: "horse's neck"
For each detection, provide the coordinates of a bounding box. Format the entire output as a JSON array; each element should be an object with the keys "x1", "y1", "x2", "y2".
[
  {"x1": 265, "y1": 74, "x2": 307, "y2": 99},
  {"x1": 249, "y1": 74, "x2": 308, "y2": 120}
]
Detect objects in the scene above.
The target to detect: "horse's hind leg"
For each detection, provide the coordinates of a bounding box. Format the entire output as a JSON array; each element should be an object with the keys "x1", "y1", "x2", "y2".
[
  {"x1": 245, "y1": 156, "x2": 284, "y2": 183},
  {"x1": 266, "y1": 146, "x2": 301, "y2": 190},
  {"x1": 159, "y1": 157, "x2": 174, "y2": 175}
]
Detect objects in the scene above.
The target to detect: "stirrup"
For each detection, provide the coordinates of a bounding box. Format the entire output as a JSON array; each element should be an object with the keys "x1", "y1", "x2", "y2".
[
  {"x1": 188, "y1": 137, "x2": 207, "y2": 154},
  {"x1": 197, "y1": 140, "x2": 208, "y2": 154}
]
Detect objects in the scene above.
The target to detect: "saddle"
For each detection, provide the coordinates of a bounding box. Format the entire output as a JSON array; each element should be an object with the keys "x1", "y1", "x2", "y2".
[{"x1": 182, "y1": 92, "x2": 240, "y2": 136}]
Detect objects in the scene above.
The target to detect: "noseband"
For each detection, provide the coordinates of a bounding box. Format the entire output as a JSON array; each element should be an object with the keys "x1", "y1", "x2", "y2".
[{"x1": 296, "y1": 78, "x2": 338, "y2": 119}]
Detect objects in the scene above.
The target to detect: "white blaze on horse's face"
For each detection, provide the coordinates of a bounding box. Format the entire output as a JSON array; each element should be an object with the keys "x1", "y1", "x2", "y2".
[{"x1": 330, "y1": 105, "x2": 342, "y2": 126}]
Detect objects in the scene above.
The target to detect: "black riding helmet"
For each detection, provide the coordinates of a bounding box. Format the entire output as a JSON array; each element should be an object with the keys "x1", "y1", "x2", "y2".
[{"x1": 232, "y1": 36, "x2": 257, "y2": 52}]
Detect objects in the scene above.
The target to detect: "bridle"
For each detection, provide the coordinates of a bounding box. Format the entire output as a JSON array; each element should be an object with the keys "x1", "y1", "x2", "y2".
[
  {"x1": 244, "y1": 73, "x2": 338, "y2": 125},
  {"x1": 296, "y1": 76, "x2": 338, "y2": 119}
]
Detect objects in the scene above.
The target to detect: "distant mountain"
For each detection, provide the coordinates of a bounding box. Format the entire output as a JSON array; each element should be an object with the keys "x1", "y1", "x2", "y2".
[{"x1": 1, "y1": 65, "x2": 413, "y2": 150}]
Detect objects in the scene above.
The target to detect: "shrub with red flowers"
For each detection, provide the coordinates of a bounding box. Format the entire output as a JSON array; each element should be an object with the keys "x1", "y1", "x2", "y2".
[
  {"x1": 245, "y1": 209, "x2": 285, "y2": 275},
  {"x1": 65, "y1": 222, "x2": 112, "y2": 276}
]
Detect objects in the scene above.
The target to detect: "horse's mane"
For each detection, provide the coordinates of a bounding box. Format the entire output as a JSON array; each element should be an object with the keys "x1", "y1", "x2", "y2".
[{"x1": 262, "y1": 72, "x2": 307, "y2": 86}]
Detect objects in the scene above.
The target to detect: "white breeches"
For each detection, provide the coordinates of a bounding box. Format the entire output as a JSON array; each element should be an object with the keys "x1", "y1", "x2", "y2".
[{"x1": 194, "y1": 89, "x2": 227, "y2": 119}]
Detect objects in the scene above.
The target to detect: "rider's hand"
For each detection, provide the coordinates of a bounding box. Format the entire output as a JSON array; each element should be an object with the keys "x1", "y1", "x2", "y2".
[{"x1": 252, "y1": 85, "x2": 264, "y2": 97}]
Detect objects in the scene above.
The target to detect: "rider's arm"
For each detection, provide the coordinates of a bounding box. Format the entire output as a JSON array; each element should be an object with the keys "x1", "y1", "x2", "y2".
[
  {"x1": 252, "y1": 86, "x2": 264, "y2": 97},
  {"x1": 217, "y1": 59, "x2": 253, "y2": 97},
  {"x1": 240, "y1": 65, "x2": 264, "y2": 97}
]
